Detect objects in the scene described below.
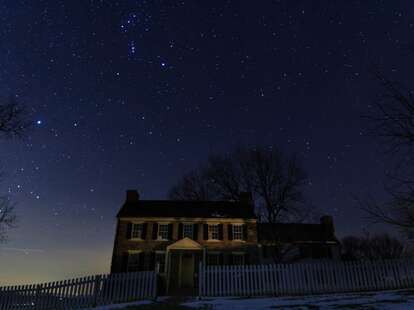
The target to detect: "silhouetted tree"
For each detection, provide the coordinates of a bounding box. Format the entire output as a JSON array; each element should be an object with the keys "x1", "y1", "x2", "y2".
[
  {"x1": 169, "y1": 145, "x2": 310, "y2": 223},
  {"x1": 0, "y1": 98, "x2": 30, "y2": 138},
  {"x1": 342, "y1": 233, "x2": 406, "y2": 260},
  {"x1": 360, "y1": 68, "x2": 414, "y2": 235},
  {"x1": 0, "y1": 197, "x2": 16, "y2": 243},
  {"x1": 0, "y1": 98, "x2": 30, "y2": 242}
]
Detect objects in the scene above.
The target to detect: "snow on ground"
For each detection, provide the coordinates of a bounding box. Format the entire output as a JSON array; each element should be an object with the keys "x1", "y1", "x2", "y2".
[
  {"x1": 184, "y1": 290, "x2": 414, "y2": 309},
  {"x1": 82, "y1": 300, "x2": 153, "y2": 310},
  {"x1": 89, "y1": 290, "x2": 414, "y2": 309}
]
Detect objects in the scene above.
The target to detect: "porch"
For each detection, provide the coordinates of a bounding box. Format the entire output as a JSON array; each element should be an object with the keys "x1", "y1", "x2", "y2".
[{"x1": 164, "y1": 237, "x2": 205, "y2": 295}]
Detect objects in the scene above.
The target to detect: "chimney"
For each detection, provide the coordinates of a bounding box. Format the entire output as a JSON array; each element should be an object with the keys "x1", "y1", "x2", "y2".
[
  {"x1": 320, "y1": 215, "x2": 334, "y2": 235},
  {"x1": 126, "y1": 190, "x2": 140, "y2": 202}
]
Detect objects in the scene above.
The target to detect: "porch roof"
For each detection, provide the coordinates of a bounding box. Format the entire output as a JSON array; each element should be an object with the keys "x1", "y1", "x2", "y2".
[{"x1": 167, "y1": 237, "x2": 204, "y2": 250}]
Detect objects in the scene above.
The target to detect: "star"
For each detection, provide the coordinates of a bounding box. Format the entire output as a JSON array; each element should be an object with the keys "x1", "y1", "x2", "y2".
[{"x1": 0, "y1": 0, "x2": 406, "y2": 286}]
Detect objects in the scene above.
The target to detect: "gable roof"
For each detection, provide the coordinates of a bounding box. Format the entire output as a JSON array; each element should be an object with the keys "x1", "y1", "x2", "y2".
[
  {"x1": 117, "y1": 199, "x2": 256, "y2": 219},
  {"x1": 258, "y1": 223, "x2": 339, "y2": 244},
  {"x1": 167, "y1": 237, "x2": 203, "y2": 250}
]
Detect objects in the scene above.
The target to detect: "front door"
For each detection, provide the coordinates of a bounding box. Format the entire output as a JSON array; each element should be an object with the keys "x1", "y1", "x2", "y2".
[{"x1": 181, "y1": 253, "x2": 194, "y2": 288}]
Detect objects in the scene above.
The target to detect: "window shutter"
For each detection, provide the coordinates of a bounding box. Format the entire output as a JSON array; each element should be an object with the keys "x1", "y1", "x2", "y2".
[
  {"x1": 168, "y1": 224, "x2": 173, "y2": 240},
  {"x1": 228, "y1": 224, "x2": 233, "y2": 240},
  {"x1": 138, "y1": 252, "x2": 145, "y2": 271},
  {"x1": 122, "y1": 252, "x2": 129, "y2": 272},
  {"x1": 203, "y1": 224, "x2": 209, "y2": 240},
  {"x1": 126, "y1": 223, "x2": 132, "y2": 239},
  {"x1": 242, "y1": 224, "x2": 248, "y2": 241},
  {"x1": 228, "y1": 253, "x2": 233, "y2": 265},
  {"x1": 148, "y1": 252, "x2": 156, "y2": 270},
  {"x1": 219, "y1": 253, "x2": 224, "y2": 265},
  {"x1": 152, "y1": 223, "x2": 158, "y2": 240},
  {"x1": 218, "y1": 224, "x2": 224, "y2": 240},
  {"x1": 141, "y1": 223, "x2": 148, "y2": 240},
  {"x1": 193, "y1": 223, "x2": 198, "y2": 240},
  {"x1": 244, "y1": 252, "x2": 250, "y2": 265},
  {"x1": 178, "y1": 223, "x2": 183, "y2": 239}
]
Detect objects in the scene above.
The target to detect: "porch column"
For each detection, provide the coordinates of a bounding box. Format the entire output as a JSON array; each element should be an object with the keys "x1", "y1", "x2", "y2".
[
  {"x1": 166, "y1": 250, "x2": 171, "y2": 293},
  {"x1": 178, "y1": 252, "x2": 183, "y2": 288}
]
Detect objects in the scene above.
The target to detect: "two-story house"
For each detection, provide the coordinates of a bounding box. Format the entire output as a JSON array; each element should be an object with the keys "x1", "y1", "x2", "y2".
[
  {"x1": 111, "y1": 190, "x2": 339, "y2": 293},
  {"x1": 110, "y1": 190, "x2": 259, "y2": 293}
]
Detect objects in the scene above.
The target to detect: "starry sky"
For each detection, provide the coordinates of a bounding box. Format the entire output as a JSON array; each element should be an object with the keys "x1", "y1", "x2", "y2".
[{"x1": 0, "y1": 0, "x2": 413, "y2": 285}]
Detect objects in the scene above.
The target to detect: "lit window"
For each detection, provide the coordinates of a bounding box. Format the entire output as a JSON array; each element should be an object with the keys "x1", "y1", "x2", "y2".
[
  {"x1": 232, "y1": 225, "x2": 243, "y2": 240},
  {"x1": 158, "y1": 224, "x2": 169, "y2": 240},
  {"x1": 232, "y1": 253, "x2": 245, "y2": 265},
  {"x1": 207, "y1": 253, "x2": 220, "y2": 266},
  {"x1": 127, "y1": 252, "x2": 141, "y2": 272},
  {"x1": 155, "y1": 252, "x2": 166, "y2": 273},
  {"x1": 183, "y1": 224, "x2": 193, "y2": 239},
  {"x1": 131, "y1": 223, "x2": 143, "y2": 239},
  {"x1": 209, "y1": 224, "x2": 219, "y2": 240}
]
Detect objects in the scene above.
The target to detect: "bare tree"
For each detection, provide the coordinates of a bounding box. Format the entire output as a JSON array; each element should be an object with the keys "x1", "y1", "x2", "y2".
[
  {"x1": 361, "y1": 68, "x2": 414, "y2": 234},
  {"x1": 0, "y1": 98, "x2": 30, "y2": 139},
  {"x1": 0, "y1": 97, "x2": 30, "y2": 242},
  {"x1": 367, "y1": 68, "x2": 414, "y2": 154},
  {"x1": 169, "y1": 170, "x2": 216, "y2": 201},
  {"x1": 169, "y1": 146, "x2": 310, "y2": 223},
  {"x1": 342, "y1": 233, "x2": 407, "y2": 260},
  {"x1": 0, "y1": 197, "x2": 17, "y2": 243}
]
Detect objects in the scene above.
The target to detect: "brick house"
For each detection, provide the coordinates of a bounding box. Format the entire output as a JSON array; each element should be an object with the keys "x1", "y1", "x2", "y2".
[
  {"x1": 258, "y1": 217, "x2": 340, "y2": 262},
  {"x1": 111, "y1": 190, "x2": 339, "y2": 293}
]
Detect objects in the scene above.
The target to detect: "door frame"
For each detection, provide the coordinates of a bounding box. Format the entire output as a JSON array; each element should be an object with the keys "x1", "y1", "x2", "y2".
[
  {"x1": 165, "y1": 238, "x2": 205, "y2": 294},
  {"x1": 178, "y1": 252, "x2": 195, "y2": 288}
]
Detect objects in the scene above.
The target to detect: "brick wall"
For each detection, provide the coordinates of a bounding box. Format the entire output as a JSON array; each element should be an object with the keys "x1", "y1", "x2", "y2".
[{"x1": 111, "y1": 219, "x2": 259, "y2": 272}]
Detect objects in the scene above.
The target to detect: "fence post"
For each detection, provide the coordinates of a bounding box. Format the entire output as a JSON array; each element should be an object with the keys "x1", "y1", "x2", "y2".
[
  {"x1": 34, "y1": 283, "x2": 42, "y2": 309},
  {"x1": 0, "y1": 286, "x2": 3, "y2": 308},
  {"x1": 4, "y1": 259, "x2": 414, "y2": 305},
  {"x1": 92, "y1": 274, "x2": 102, "y2": 307}
]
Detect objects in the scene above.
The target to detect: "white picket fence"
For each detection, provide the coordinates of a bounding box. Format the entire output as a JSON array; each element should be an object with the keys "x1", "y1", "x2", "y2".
[
  {"x1": 199, "y1": 258, "x2": 414, "y2": 297},
  {"x1": 0, "y1": 271, "x2": 157, "y2": 310}
]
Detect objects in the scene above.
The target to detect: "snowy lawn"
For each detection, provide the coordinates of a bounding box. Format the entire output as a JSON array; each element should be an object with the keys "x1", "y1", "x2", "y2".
[
  {"x1": 184, "y1": 290, "x2": 414, "y2": 309},
  {"x1": 91, "y1": 289, "x2": 414, "y2": 309}
]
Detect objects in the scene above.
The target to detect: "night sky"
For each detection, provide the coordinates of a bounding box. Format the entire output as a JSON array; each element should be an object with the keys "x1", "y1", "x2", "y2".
[{"x1": 0, "y1": 0, "x2": 413, "y2": 285}]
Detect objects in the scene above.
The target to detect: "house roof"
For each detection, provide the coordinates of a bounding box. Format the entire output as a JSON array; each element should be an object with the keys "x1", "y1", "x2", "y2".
[
  {"x1": 258, "y1": 223, "x2": 339, "y2": 244},
  {"x1": 117, "y1": 199, "x2": 256, "y2": 219}
]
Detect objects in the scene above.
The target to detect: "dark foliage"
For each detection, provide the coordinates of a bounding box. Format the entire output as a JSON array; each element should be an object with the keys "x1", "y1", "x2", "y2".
[{"x1": 342, "y1": 233, "x2": 406, "y2": 260}]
